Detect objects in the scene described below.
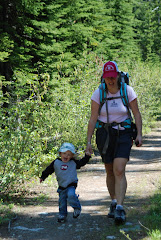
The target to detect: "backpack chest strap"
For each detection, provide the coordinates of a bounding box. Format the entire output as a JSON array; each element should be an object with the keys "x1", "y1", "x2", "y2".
[{"x1": 103, "y1": 96, "x2": 122, "y2": 101}]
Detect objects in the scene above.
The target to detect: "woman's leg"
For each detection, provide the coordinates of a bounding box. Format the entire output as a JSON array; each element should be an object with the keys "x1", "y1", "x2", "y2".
[
  {"x1": 113, "y1": 157, "x2": 128, "y2": 205},
  {"x1": 105, "y1": 162, "x2": 117, "y2": 218},
  {"x1": 112, "y1": 157, "x2": 127, "y2": 224},
  {"x1": 104, "y1": 162, "x2": 115, "y2": 200}
]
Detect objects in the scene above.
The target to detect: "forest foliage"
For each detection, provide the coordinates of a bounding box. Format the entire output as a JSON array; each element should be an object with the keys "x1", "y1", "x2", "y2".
[{"x1": 0, "y1": 0, "x2": 161, "y2": 192}]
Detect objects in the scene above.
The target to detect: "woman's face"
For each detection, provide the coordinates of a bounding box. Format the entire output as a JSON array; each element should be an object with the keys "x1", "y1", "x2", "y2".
[{"x1": 104, "y1": 76, "x2": 118, "y2": 92}]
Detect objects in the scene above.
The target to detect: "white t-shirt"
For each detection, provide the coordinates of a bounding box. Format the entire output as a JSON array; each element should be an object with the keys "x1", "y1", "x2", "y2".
[{"x1": 91, "y1": 85, "x2": 137, "y2": 124}]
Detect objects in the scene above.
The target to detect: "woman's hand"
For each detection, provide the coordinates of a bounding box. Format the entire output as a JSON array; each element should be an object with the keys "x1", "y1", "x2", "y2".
[
  {"x1": 86, "y1": 143, "x2": 93, "y2": 155},
  {"x1": 135, "y1": 134, "x2": 142, "y2": 147},
  {"x1": 130, "y1": 99, "x2": 142, "y2": 147}
]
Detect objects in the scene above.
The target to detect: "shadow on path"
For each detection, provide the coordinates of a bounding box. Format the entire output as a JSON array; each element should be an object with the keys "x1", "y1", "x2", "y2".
[{"x1": 0, "y1": 124, "x2": 161, "y2": 240}]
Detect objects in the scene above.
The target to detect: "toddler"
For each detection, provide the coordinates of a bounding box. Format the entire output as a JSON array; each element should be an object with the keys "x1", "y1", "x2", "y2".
[{"x1": 40, "y1": 142, "x2": 91, "y2": 223}]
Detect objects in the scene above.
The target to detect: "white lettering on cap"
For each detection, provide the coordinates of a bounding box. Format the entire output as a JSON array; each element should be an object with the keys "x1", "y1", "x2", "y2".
[{"x1": 105, "y1": 65, "x2": 114, "y2": 71}]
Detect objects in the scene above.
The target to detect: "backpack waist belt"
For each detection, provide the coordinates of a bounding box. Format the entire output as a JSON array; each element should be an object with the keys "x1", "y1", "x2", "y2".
[
  {"x1": 96, "y1": 118, "x2": 131, "y2": 129},
  {"x1": 101, "y1": 118, "x2": 131, "y2": 155}
]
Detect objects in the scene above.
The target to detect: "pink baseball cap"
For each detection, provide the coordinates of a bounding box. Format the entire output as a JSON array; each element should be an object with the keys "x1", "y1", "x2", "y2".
[{"x1": 102, "y1": 61, "x2": 119, "y2": 78}]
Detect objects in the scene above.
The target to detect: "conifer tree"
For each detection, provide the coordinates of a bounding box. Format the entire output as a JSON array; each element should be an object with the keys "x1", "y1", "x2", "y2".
[
  {"x1": 34, "y1": 0, "x2": 113, "y2": 75},
  {"x1": 106, "y1": 0, "x2": 139, "y2": 60},
  {"x1": 133, "y1": 0, "x2": 161, "y2": 62},
  {"x1": 151, "y1": 0, "x2": 161, "y2": 61}
]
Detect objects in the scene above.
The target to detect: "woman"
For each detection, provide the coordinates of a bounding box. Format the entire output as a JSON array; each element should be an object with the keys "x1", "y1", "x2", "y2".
[{"x1": 86, "y1": 61, "x2": 142, "y2": 224}]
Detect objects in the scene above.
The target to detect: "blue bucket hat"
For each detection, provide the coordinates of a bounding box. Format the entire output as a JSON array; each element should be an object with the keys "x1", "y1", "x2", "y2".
[{"x1": 59, "y1": 142, "x2": 76, "y2": 154}]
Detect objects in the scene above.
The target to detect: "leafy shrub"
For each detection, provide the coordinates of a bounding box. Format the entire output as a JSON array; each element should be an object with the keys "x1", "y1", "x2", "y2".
[
  {"x1": 120, "y1": 60, "x2": 161, "y2": 132},
  {"x1": 1, "y1": 55, "x2": 161, "y2": 192}
]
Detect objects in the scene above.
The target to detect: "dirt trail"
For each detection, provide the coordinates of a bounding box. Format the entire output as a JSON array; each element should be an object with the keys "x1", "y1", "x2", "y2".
[{"x1": 0, "y1": 123, "x2": 161, "y2": 240}]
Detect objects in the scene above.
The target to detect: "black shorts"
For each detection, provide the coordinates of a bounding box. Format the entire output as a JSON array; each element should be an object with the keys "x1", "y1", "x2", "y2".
[{"x1": 96, "y1": 126, "x2": 132, "y2": 163}]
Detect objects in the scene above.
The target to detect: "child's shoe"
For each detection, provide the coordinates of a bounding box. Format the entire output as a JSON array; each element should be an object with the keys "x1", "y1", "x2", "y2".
[
  {"x1": 57, "y1": 214, "x2": 66, "y2": 223},
  {"x1": 73, "y1": 209, "x2": 81, "y2": 218}
]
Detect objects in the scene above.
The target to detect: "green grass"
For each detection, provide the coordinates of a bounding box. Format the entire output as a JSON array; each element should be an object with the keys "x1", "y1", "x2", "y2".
[
  {"x1": 0, "y1": 200, "x2": 15, "y2": 225},
  {"x1": 143, "y1": 189, "x2": 161, "y2": 239},
  {"x1": 149, "y1": 230, "x2": 161, "y2": 240},
  {"x1": 32, "y1": 193, "x2": 49, "y2": 204},
  {"x1": 0, "y1": 176, "x2": 57, "y2": 225}
]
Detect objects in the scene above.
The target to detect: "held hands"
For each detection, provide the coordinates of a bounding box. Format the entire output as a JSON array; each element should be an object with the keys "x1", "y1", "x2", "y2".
[
  {"x1": 39, "y1": 178, "x2": 43, "y2": 183},
  {"x1": 85, "y1": 142, "x2": 93, "y2": 156},
  {"x1": 85, "y1": 150, "x2": 91, "y2": 156}
]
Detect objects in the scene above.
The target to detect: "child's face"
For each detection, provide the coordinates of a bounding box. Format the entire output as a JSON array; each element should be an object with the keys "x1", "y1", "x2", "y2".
[{"x1": 60, "y1": 150, "x2": 74, "y2": 163}]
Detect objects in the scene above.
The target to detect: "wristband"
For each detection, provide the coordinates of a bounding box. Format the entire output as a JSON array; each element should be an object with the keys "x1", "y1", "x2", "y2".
[{"x1": 87, "y1": 142, "x2": 91, "y2": 144}]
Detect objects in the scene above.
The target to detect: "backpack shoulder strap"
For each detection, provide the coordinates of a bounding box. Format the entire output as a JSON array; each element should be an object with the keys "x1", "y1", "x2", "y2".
[
  {"x1": 120, "y1": 82, "x2": 128, "y2": 107},
  {"x1": 120, "y1": 82, "x2": 132, "y2": 120},
  {"x1": 99, "y1": 82, "x2": 106, "y2": 102},
  {"x1": 98, "y1": 83, "x2": 106, "y2": 115},
  {"x1": 98, "y1": 82, "x2": 132, "y2": 119}
]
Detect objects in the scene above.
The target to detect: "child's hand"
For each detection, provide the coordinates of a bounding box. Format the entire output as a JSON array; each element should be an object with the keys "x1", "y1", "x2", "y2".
[
  {"x1": 40, "y1": 178, "x2": 43, "y2": 183},
  {"x1": 85, "y1": 151, "x2": 91, "y2": 156}
]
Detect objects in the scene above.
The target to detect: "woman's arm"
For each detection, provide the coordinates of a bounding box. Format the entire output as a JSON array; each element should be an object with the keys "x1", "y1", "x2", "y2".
[
  {"x1": 129, "y1": 98, "x2": 142, "y2": 147},
  {"x1": 86, "y1": 100, "x2": 100, "y2": 154}
]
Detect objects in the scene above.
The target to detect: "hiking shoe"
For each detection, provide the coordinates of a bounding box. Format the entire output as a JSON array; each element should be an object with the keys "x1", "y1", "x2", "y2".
[
  {"x1": 108, "y1": 202, "x2": 117, "y2": 218},
  {"x1": 114, "y1": 207, "x2": 126, "y2": 225},
  {"x1": 73, "y1": 209, "x2": 81, "y2": 218},
  {"x1": 57, "y1": 214, "x2": 66, "y2": 223}
]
